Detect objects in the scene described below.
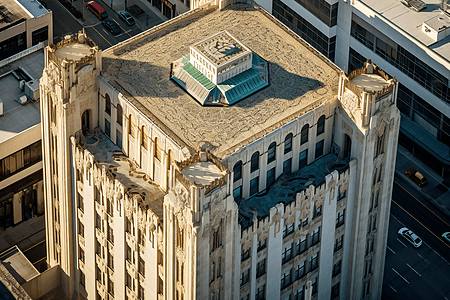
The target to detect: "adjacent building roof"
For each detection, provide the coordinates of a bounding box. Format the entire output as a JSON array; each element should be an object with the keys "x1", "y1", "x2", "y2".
[{"x1": 102, "y1": 4, "x2": 340, "y2": 158}]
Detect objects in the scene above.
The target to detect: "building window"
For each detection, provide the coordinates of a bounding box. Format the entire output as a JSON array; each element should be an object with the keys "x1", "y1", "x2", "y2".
[
  {"x1": 116, "y1": 129, "x2": 122, "y2": 149},
  {"x1": 105, "y1": 94, "x2": 111, "y2": 115},
  {"x1": 313, "y1": 204, "x2": 322, "y2": 218},
  {"x1": 283, "y1": 158, "x2": 292, "y2": 175},
  {"x1": 32, "y1": 26, "x2": 48, "y2": 45},
  {"x1": 96, "y1": 266, "x2": 102, "y2": 282},
  {"x1": 142, "y1": 126, "x2": 148, "y2": 150},
  {"x1": 79, "y1": 270, "x2": 85, "y2": 287},
  {"x1": 78, "y1": 220, "x2": 84, "y2": 238},
  {"x1": 96, "y1": 213, "x2": 102, "y2": 231},
  {"x1": 251, "y1": 152, "x2": 260, "y2": 172},
  {"x1": 250, "y1": 177, "x2": 259, "y2": 196},
  {"x1": 338, "y1": 187, "x2": 346, "y2": 202},
  {"x1": 241, "y1": 247, "x2": 250, "y2": 261},
  {"x1": 267, "y1": 167, "x2": 275, "y2": 188},
  {"x1": 317, "y1": 115, "x2": 325, "y2": 136},
  {"x1": 158, "y1": 276, "x2": 164, "y2": 295},
  {"x1": 311, "y1": 277, "x2": 318, "y2": 294},
  {"x1": 95, "y1": 186, "x2": 101, "y2": 203},
  {"x1": 284, "y1": 133, "x2": 293, "y2": 154},
  {"x1": 311, "y1": 227, "x2": 320, "y2": 245},
  {"x1": 334, "y1": 235, "x2": 343, "y2": 252},
  {"x1": 128, "y1": 115, "x2": 136, "y2": 137},
  {"x1": 283, "y1": 223, "x2": 294, "y2": 238},
  {"x1": 336, "y1": 209, "x2": 345, "y2": 228},
  {"x1": 138, "y1": 284, "x2": 144, "y2": 300},
  {"x1": 294, "y1": 286, "x2": 304, "y2": 300},
  {"x1": 256, "y1": 259, "x2": 266, "y2": 278},
  {"x1": 268, "y1": 142, "x2": 276, "y2": 163},
  {"x1": 331, "y1": 282, "x2": 340, "y2": 299},
  {"x1": 126, "y1": 272, "x2": 133, "y2": 290},
  {"x1": 299, "y1": 149, "x2": 308, "y2": 169},
  {"x1": 0, "y1": 140, "x2": 42, "y2": 181},
  {"x1": 309, "y1": 252, "x2": 319, "y2": 271},
  {"x1": 315, "y1": 140, "x2": 324, "y2": 159},
  {"x1": 116, "y1": 104, "x2": 123, "y2": 126},
  {"x1": 332, "y1": 261, "x2": 341, "y2": 277},
  {"x1": 233, "y1": 161, "x2": 242, "y2": 182},
  {"x1": 126, "y1": 217, "x2": 133, "y2": 235},
  {"x1": 301, "y1": 124, "x2": 309, "y2": 145},
  {"x1": 79, "y1": 246, "x2": 85, "y2": 263},
  {"x1": 295, "y1": 262, "x2": 305, "y2": 279},
  {"x1": 282, "y1": 244, "x2": 292, "y2": 264},
  {"x1": 280, "y1": 270, "x2": 292, "y2": 290},
  {"x1": 108, "y1": 277, "x2": 114, "y2": 296},
  {"x1": 138, "y1": 229, "x2": 145, "y2": 247},
  {"x1": 108, "y1": 249, "x2": 114, "y2": 270},
  {"x1": 240, "y1": 269, "x2": 250, "y2": 286},
  {"x1": 126, "y1": 245, "x2": 132, "y2": 262},
  {"x1": 233, "y1": 186, "x2": 242, "y2": 202},
  {"x1": 255, "y1": 285, "x2": 265, "y2": 300},
  {"x1": 257, "y1": 238, "x2": 267, "y2": 251},
  {"x1": 296, "y1": 236, "x2": 307, "y2": 254},
  {"x1": 139, "y1": 256, "x2": 145, "y2": 276},
  {"x1": 78, "y1": 192, "x2": 84, "y2": 212}
]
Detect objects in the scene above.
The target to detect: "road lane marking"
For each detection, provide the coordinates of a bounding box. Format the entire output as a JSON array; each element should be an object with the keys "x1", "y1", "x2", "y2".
[
  {"x1": 387, "y1": 246, "x2": 396, "y2": 254},
  {"x1": 91, "y1": 26, "x2": 113, "y2": 46},
  {"x1": 394, "y1": 181, "x2": 450, "y2": 228},
  {"x1": 112, "y1": 19, "x2": 131, "y2": 38},
  {"x1": 388, "y1": 284, "x2": 397, "y2": 293},
  {"x1": 407, "y1": 263, "x2": 421, "y2": 277},
  {"x1": 417, "y1": 253, "x2": 423, "y2": 258},
  {"x1": 23, "y1": 239, "x2": 45, "y2": 253},
  {"x1": 392, "y1": 200, "x2": 450, "y2": 250},
  {"x1": 396, "y1": 238, "x2": 408, "y2": 248},
  {"x1": 392, "y1": 268, "x2": 409, "y2": 284}
]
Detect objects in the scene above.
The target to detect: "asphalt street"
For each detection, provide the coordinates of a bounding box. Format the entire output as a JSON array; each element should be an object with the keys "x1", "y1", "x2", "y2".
[{"x1": 382, "y1": 174, "x2": 450, "y2": 299}]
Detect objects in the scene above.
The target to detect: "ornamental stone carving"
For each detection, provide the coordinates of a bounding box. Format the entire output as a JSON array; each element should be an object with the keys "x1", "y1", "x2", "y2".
[{"x1": 125, "y1": 197, "x2": 134, "y2": 219}]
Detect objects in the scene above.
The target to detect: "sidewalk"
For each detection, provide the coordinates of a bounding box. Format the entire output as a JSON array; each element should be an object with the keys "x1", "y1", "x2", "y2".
[
  {"x1": 395, "y1": 145, "x2": 450, "y2": 216},
  {"x1": 0, "y1": 215, "x2": 45, "y2": 254},
  {"x1": 71, "y1": 0, "x2": 165, "y2": 30}
]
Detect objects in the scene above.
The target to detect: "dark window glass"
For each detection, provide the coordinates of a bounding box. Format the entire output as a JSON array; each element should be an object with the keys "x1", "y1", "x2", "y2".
[
  {"x1": 317, "y1": 115, "x2": 325, "y2": 136},
  {"x1": 283, "y1": 158, "x2": 292, "y2": 175},
  {"x1": 105, "y1": 119, "x2": 111, "y2": 137},
  {"x1": 299, "y1": 149, "x2": 308, "y2": 169},
  {"x1": 105, "y1": 94, "x2": 111, "y2": 115},
  {"x1": 251, "y1": 152, "x2": 260, "y2": 172},
  {"x1": 284, "y1": 134, "x2": 293, "y2": 154},
  {"x1": 301, "y1": 124, "x2": 309, "y2": 145},
  {"x1": 250, "y1": 177, "x2": 259, "y2": 196},
  {"x1": 233, "y1": 161, "x2": 242, "y2": 182},
  {"x1": 315, "y1": 140, "x2": 324, "y2": 159},
  {"x1": 267, "y1": 167, "x2": 275, "y2": 188},
  {"x1": 268, "y1": 142, "x2": 276, "y2": 163},
  {"x1": 233, "y1": 186, "x2": 242, "y2": 202},
  {"x1": 116, "y1": 104, "x2": 123, "y2": 126}
]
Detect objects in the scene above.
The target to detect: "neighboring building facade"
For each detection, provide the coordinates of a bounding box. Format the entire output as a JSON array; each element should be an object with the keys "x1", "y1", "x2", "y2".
[
  {"x1": 0, "y1": 43, "x2": 45, "y2": 229},
  {"x1": 40, "y1": 4, "x2": 399, "y2": 300},
  {"x1": 0, "y1": 0, "x2": 52, "y2": 61},
  {"x1": 253, "y1": 0, "x2": 450, "y2": 177}
]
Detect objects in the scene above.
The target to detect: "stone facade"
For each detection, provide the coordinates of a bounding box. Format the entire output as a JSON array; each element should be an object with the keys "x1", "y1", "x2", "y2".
[{"x1": 40, "y1": 4, "x2": 399, "y2": 300}]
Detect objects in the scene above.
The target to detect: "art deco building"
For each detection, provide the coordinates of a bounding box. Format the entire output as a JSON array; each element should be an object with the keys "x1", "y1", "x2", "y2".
[{"x1": 39, "y1": 3, "x2": 400, "y2": 300}]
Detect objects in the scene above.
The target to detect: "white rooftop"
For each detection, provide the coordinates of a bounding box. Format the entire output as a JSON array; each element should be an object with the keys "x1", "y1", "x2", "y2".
[
  {"x1": 350, "y1": 73, "x2": 389, "y2": 92},
  {"x1": 55, "y1": 43, "x2": 93, "y2": 61},
  {"x1": 360, "y1": 0, "x2": 450, "y2": 62},
  {"x1": 0, "y1": 246, "x2": 39, "y2": 285},
  {"x1": 16, "y1": 0, "x2": 49, "y2": 17}
]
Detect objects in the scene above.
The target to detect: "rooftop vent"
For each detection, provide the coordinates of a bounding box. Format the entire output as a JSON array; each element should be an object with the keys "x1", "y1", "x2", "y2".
[
  {"x1": 406, "y1": 0, "x2": 427, "y2": 11},
  {"x1": 422, "y1": 14, "x2": 450, "y2": 42},
  {"x1": 442, "y1": 0, "x2": 450, "y2": 15}
]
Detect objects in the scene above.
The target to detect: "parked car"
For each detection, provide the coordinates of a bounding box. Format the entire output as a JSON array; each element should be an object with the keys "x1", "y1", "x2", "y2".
[
  {"x1": 102, "y1": 19, "x2": 121, "y2": 35},
  {"x1": 86, "y1": 1, "x2": 108, "y2": 20},
  {"x1": 118, "y1": 10, "x2": 135, "y2": 26},
  {"x1": 405, "y1": 168, "x2": 428, "y2": 187},
  {"x1": 398, "y1": 227, "x2": 422, "y2": 248},
  {"x1": 443, "y1": 232, "x2": 450, "y2": 243}
]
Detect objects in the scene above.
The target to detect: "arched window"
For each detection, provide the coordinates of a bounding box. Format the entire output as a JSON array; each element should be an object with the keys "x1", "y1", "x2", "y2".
[
  {"x1": 81, "y1": 110, "x2": 90, "y2": 131},
  {"x1": 128, "y1": 115, "x2": 136, "y2": 138},
  {"x1": 116, "y1": 104, "x2": 123, "y2": 126},
  {"x1": 343, "y1": 134, "x2": 351, "y2": 159},
  {"x1": 251, "y1": 152, "x2": 259, "y2": 173},
  {"x1": 284, "y1": 133, "x2": 293, "y2": 154},
  {"x1": 141, "y1": 126, "x2": 148, "y2": 149},
  {"x1": 105, "y1": 93, "x2": 111, "y2": 115},
  {"x1": 154, "y1": 137, "x2": 161, "y2": 161},
  {"x1": 317, "y1": 115, "x2": 325, "y2": 136},
  {"x1": 233, "y1": 161, "x2": 242, "y2": 182},
  {"x1": 301, "y1": 124, "x2": 309, "y2": 145},
  {"x1": 267, "y1": 142, "x2": 276, "y2": 163}
]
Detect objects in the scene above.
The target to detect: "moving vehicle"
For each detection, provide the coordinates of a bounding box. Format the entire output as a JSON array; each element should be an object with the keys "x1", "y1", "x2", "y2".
[
  {"x1": 118, "y1": 10, "x2": 135, "y2": 26},
  {"x1": 405, "y1": 168, "x2": 428, "y2": 187},
  {"x1": 86, "y1": 1, "x2": 108, "y2": 20},
  {"x1": 443, "y1": 232, "x2": 450, "y2": 243},
  {"x1": 398, "y1": 227, "x2": 422, "y2": 248},
  {"x1": 102, "y1": 19, "x2": 121, "y2": 35}
]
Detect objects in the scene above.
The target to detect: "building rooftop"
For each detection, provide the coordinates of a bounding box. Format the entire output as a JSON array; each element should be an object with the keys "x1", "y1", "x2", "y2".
[
  {"x1": 0, "y1": 47, "x2": 44, "y2": 143},
  {"x1": 54, "y1": 43, "x2": 93, "y2": 61},
  {"x1": 350, "y1": 73, "x2": 389, "y2": 92},
  {"x1": 360, "y1": 0, "x2": 450, "y2": 62},
  {"x1": 81, "y1": 133, "x2": 166, "y2": 219},
  {"x1": 0, "y1": 246, "x2": 39, "y2": 285},
  {"x1": 239, "y1": 153, "x2": 349, "y2": 228},
  {"x1": 0, "y1": 0, "x2": 48, "y2": 32},
  {"x1": 102, "y1": 4, "x2": 340, "y2": 158},
  {"x1": 181, "y1": 161, "x2": 226, "y2": 185}
]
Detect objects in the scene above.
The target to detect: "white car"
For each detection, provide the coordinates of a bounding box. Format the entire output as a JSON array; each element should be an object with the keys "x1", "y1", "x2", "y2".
[
  {"x1": 443, "y1": 232, "x2": 450, "y2": 243},
  {"x1": 398, "y1": 227, "x2": 422, "y2": 248}
]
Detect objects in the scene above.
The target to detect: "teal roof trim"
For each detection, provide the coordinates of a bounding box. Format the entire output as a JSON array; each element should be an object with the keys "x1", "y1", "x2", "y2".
[
  {"x1": 183, "y1": 62, "x2": 215, "y2": 90},
  {"x1": 219, "y1": 68, "x2": 268, "y2": 105}
]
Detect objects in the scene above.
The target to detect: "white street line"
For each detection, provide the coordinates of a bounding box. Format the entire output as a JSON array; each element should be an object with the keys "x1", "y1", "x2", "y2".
[
  {"x1": 417, "y1": 253, "x2": 423, "y2": 259},
  {"x1": 392, "y1": 268, "x2": 409, "y2": 284},
  {"x1": 397, "y1": 238, "x2": 408, "y2": 248},
  {"x1": 391, "y1": 214, "x2": 405, "y2": 226},
  {"x1": 389, "y1": 284, "x2": 397, "y2": 293},
  {"x1": 444, "y1": 297, "x2": 448, "y2": 300},
  {"x1": 407, "y1": 263, "x2": 421, "y2": 277},
  {"x1": 387, "y1": 246, "x2": 396, "y2": 254},
  {"x1": 424, "y1": 241, "x2": 450, "y2": 265}
]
